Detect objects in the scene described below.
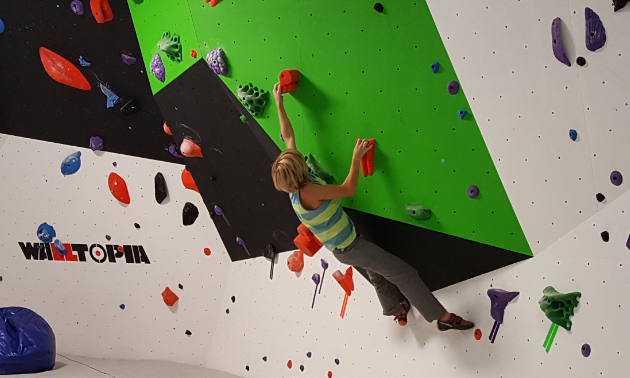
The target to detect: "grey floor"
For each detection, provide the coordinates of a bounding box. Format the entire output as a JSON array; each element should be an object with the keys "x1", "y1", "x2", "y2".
[{"x1": 19, "y1": 355, "x2": 241, "y2": 378}]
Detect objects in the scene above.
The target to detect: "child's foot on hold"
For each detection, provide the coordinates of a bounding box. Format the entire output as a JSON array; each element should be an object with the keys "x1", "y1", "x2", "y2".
[
  {"x1": 437, "y1": 313, "x2": 474, "y2": 331},
  {"x1": 393, "y1": 301, "x2": 410, "y2": 326}
]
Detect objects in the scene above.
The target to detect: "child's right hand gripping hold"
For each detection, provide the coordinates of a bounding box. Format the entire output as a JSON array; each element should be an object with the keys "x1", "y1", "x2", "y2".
[{"x1": 353, "y1": 139, "x2": 373, "y2": 163}]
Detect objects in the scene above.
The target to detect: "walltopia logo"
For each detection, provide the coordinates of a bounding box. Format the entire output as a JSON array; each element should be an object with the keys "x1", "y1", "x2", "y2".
[{"x1": 19, "y1": 242, "x2": 151, "y2": 264}]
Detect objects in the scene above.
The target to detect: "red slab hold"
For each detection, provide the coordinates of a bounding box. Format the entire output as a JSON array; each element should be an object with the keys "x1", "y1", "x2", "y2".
[
  {"x1": 333, "y1": 267, "x2": 354, "y2": 295},
  {"x1": 163, "y1": 123, "x2": 172, "y2": 135},
  {"x1": 91, "y1": 0, "x2": 113, "y2": 23},
  {"x1": 356, "y1": 139, "x2": 375, "y2": 177},
  {"x1": 205, "y1": 0, "x2": 220, "y2": 6},
  {"x1": 181, "y1": 168, "x2": 200, "y2": 193},
  {"x1": 108, "y1": 172, "x2": 131, "y2": 204},
  {"x1": 162, "y1": 287, "x2": 179, "y2": 306},
  {"x1": 287, "y1": 250, "x2": 304, "y2": 272},
  {"x1": 180, "y1": 138, "x2": 203, "y2": 158},
  {"x1": 39, "y1": 47, "x2": 91, "y2": 91}
]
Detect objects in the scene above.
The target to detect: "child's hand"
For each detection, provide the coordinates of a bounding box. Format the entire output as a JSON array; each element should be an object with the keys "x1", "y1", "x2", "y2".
[
  {"x1": 273, "y1": 83, "x2": 284, "y2": 107},
  {"x1": 352, "y1": 139, "x2": 372, "y2": 162}
]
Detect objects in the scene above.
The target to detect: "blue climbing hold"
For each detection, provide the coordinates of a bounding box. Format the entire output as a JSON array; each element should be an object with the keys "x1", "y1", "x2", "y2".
[
  {"x1": 119, "y1": 304, "x2": 125, "y2": 310},
  {"x1": 37, "y1": 223, "x2": 56, "y2": 243},
  {"x1": 431, "y1": 62, "x2": 440, "y2": 73},
  {"x1": 0, "y1": 18, "x2": 5, "y2": 33},
  {"x1": 53, "y1": 240, "x2": 67, "y2": 256},
  {"x1": 60, "y1": 151, "x2": 81, "y2": 176},
  {"x1": 569, "y1": 129, "x2": 578, "y2": 141},
  {"x1": 78, "y1": 56, "x2": 91, "y2": 67},
  {"x1": 99, "y1": 83, "x2": 120, "y2": 108},
  {"x1": 458, "y1": 110, "x2": 467, "y2": 119}
]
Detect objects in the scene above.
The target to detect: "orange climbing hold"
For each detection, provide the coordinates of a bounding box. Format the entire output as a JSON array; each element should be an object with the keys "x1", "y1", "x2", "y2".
[
  {"x1": 356, "y1": 139, "x2": 375, "y2": 177},
  {"x1": 163, "y1": 123, "x2": 172, "y2": 135},
  {"x1": 204, "y1": 0, "x2": 220, "y2": 6},
  {"x1": 90, "y1": 0, "x2": 113, "y2": 23},
  {"x1": 108, "y1": 172, "x2": 131, "y2": 204},
  {"x1": 39, "y1": 47, "x2": 91, "y2": 91},
  {"x1": 294, "y1": 223, "x2": 322, "y2": 257},
  {"x1": 180, "y1": 138, "x2": 203, "y2": 158},
  {"x1": 287, "y1": 360, "x2": 293, "y2": 369},
  {"x1": 287, "y1": 250, "x2": 304, "y2": 272},
  {"x1": 181, "y1": 168, "x2": 200, "y2": 193},
  {"x1": 191, "y1": 49, "x2": 197, "y2": 58},
  {"x1": 117, "y1": 246, "x2": 124, "y2": 253},
  {"x1": 279, "y1": 69, "x2": 300, "y2": 94},
  {"x1": 162, "y1": 287, "x2": 179, "y2": 306},
  {"x1": 204, "y1": 248, "x2": 211, "y2": 256},
  {"x1": 333, "y1": 267, "x2": 354, "y2": 318},
  {"x1": 328, "y1": 372, "x2": 333, "y2": 378}
]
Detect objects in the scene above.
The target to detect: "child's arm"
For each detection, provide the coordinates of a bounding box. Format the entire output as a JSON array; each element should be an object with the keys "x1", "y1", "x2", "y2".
[{"x1": 273, "y1": 83, "x2": 296, "y2": 151}]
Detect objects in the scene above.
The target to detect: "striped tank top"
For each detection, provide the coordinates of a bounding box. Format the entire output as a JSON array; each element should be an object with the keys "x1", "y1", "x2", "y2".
[{"x1": 290, "y1": 174, "x2": 357, "y2": 250}]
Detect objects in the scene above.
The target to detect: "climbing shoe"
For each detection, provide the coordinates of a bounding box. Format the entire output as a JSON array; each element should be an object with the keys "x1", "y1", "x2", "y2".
[
  {"x1": 394, "y1": 301, "x2": 411, "y2": 326},
  {"x1": 437, "y1": 313, "x2": 474, "y2": 331}
]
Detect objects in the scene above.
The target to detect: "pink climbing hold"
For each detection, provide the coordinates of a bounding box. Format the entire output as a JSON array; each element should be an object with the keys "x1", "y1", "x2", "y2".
[{"x1": 180, "y1": 138, "x2": 203, "y2": 158}]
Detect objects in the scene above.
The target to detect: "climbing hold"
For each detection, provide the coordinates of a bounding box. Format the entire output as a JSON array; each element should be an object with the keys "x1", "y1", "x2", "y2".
[
  {"x1": 300, "y1": 365, "x2": 304, "y2": 372},
  {"x1": 585, "y1": 8, "x2": 606, "y2": 52},
  {"x1": 157, "y1": 31, "x2": 183, "y2": 62},
  {"x1": 431, "y1": 62, "x2": 440, "y2": 73},
  {"x1": 214, "y1": 206, "x2": 231, "y2": 226},
  {"x1": 287, "y1": 360, "x2": 292, "y2": 369},
  {"x1": 236, "y1": 237, "x2": 252, "y2": 256},
  {"x1": 134, "y1": 223, "x2": 140, "y2": 229},
  {"x1": 280, "y1": 132, "x2": 284, "y2": 141},
  {"x1": 405, "y1": 205, "x2": 432, "y2": 220},
  {"x1": 294, "y1": 223, "x2": 323, "y2": 257},
  {"x1": 71, "y1": 0, "x2": 84, "y2": 15},
  {"x1": 105, "y1": 235, "x2": 111, "y2": 241},
  {"x1": 180, "y1": 138, "x2": 203, "y2": 158},
  {"x1": 457, "y1": 110, "x2": 467, "y2": 119},
  {"x1": 161, "y1": 287, "x2": 179, "y2": 306},
  {"x1": 467, "y1": 185, "x2": 479, "y2": 199},
  {"x1": 183, "y1": 202, "x2": 199, "y2": 226},
  {"x1": 596, "y1": 193, "x2": 605, "y2": 202},
  {"x1": 168, "y1": 145, "x2": 184, "y2": 158},
  {"x1": 307, "y1": 352, "x2": 312, "y2": 358},
  {"x1": 319, "y1": 259, "x2": 328, "y2": 294},
  {"x1": 374, "y1": 3, "x2": 384, "y2": 12},
  {"x1": 99, "y1": 83, "x2": 120, "y2": 108},
  {"x1": 569, "y1": 129, "x2": 578, "y2": 141},
  {"x1": 601, "y1": 231, "x2": 609, "y2": 242},
  {"x1": 239, "y1": 115, "x2": 247, "y2": 123},
  {"x1": 356, "y1": 139, "x2": 376, "y2": 177},
  {"x1": 117, "y1": 246, "x2": 124, "y2": 253},
  {"x1": 581, "y1": 343, "x2": 591, "y2": 357},
  {"x1": 155, "y1": 172, "x2": 168, "y2": 204},
  {"x1": 610, "y1": 171, "x2": 623, "y2": 186},
  {"x1": 333, "y1": 267, "x2": 354, "y2": 318},
  {"x1": 238, "y1": 83, "x2": 269, "y2": 117},
  {"x1": 178, "y1": 284, "x2": 183, "y2": 290},
  {"x1": 287, "y1": 250, "x2": 304, "y2": 272},
  {"x1": 551, "y1": 18, "x2": 571, "y2": 67},
  {"x1": 181, "y1": 169, "x2": 200, "y2": 193},
  {"x1": 185, "y1": 330, "x2": 192, "y2": 336},
  {"x1": 263, "y1": 244, "x2": 276, "y2": 280},
  {"x1": 614, "y1": 0, "x2": 629, "y2": 12},
  {"x1": 539, "y1": 286, "x2": 581, "y2": 331},
  {"x1": 120, "y1": 98, "x2": 141, "y2": 116},
  {"x1": 279, "y1": 69, "x2": 300, "y2": 94},
  {"x1": 447, "y1": 80, "x2": 460, "y2": 95},
  {"x1": 90, "y1": 136, "x2": 103, "y2": 151},
  {"x1": 487, "y1": 288, "x2": 519, "y2": 343},
  {"x1": 163, "y1": 123, "x2": 172, "y2": 135},
  {"x1": 37, "y1": 223, "x2": 56, "y2": 243},
  {"x1": 312, "y1": 273, "x2": 321, "y2": 308},
  {"x1": 60, "y1": 152, "x2": 82, "y2": 176},
  {"x1": 150, "y1": 54, "x2": 165, "y2": 82},
  {"x1": 40, "y1": 47, "x2": 91, "y2": 90},
  {"x1": 205, "y1": 0, "x2": 220, "y2": 7},
  {"x1": 191, "y1": 49, "x2": 197, "y2": 58},
  {"x1": 231, "y1": 296, "x2": 235, "y2": 303},
  {"x1": 245, "y1": 366, "x2": 249, "y2": 372},
  {"x1": 204, "y1": 248, "x2": 211, "y2": 256},
  {"x1": 305, "y1": 154, "x2": 334, "y2": 184},
  {"x1": 225, "y1": 309, "x2": 230, "y2": 314},
  {"x1": 112, "y1": 162, "x2": 117, "y2": 167},
  {"x1": 207, "y1": 47, "x2": 228, "y2": 76},
  {"x1": 474, "y1": 329, "x2": 482, "y2": 340},
  {"x1": 328, "y1": 372, "x2": 333, "y2": 378},
  {"x1": 53, "y1": 240, "x2": 67, "y2": 255},
  {"x1": 121, "y1": 53, "x2": 136, "y2": 65},
  {"x1": 78, "y1": 56, "x2": 91, "y2": 67},
  {"x1": 576, "y1": 57, "x2": 586, "y2": 67},
  {"x1": 91, "y1": 0, "x2": 113, "y2": 23},
  {"x1": 119, "y1": 304, "x2": 125, "y2": 310},
  {"x1": 335, "y1": 359, "x2": 340, "y2": 365},
  {"x1": 108, "y1": 172, "x2": 131, "y2": 204},
  {"x1": 262, "y1": 356, "x2": 267, "y2": 362}
]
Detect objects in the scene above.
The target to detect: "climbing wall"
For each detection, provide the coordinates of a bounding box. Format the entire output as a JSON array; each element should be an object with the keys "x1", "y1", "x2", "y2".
[{"x1": 0, "y1": 133, "x2": 232, "y2": 365}]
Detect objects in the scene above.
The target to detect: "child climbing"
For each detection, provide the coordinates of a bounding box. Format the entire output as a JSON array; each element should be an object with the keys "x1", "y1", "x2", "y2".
[{"x1": 270, "y1": 83, "x2": 474, "y2": 331}]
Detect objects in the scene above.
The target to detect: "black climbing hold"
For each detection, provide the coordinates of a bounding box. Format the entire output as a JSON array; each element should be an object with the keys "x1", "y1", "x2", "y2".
[
  {"x1": 374, "y1": 3, "x2": 384, "y2": 12},
  {"x1": 245, "y1": 366, "x2": 250, "y2": 371},
  {"x1": 614, "y1": 0, "x2": 629, "y2": 12},
  {"x1": 185, "y1": 330, "x2": 192, "y2": 336},
  {"x1": 120, "y1": 98, "x2": 141, "y2": 116},
  {"x1": 226, "y1": 309, "x2": 230, "y2": 314},
  {"x1": 183, "y1": 202, "x2": 199, "y2": 226},
  {"x1": 178, "y1": 284, "x2": 183, "y2": 290},
  {"x1": 231, "y1": 296, "x2": 236, "y2": 303},
  {"x1": 576, "y1": 57, "x2": 586, "y2": 66},
  {"x1": 134, "y1": 223, "x2": 141, "y2": 229},
  {"x1": 155, "y1": 172, "x2": 168, "y2": 204},
  {"x1": 263, "y1": 244, "x2": 277, "y2": 280},
  {"x1": 601, "y1": 231, "x2": 609, "y2": 242},
  {"x1": 596, "y1": 193, "x2": 605, "y2": 202}
]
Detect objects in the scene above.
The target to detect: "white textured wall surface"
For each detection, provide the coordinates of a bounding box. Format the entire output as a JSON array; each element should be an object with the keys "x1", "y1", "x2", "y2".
[{"x1": 0, "y1": 134, "x2": 232, "y2": 366}]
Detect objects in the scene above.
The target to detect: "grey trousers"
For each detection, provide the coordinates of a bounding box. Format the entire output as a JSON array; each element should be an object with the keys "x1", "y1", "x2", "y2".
[{"x1": 333, "y1": 235, "x2": 447, "y2": 322}]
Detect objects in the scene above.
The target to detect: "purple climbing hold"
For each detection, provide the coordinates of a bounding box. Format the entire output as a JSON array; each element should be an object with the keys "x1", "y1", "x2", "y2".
[
  {"x1": 312, "y1": 273, "x2": 320, "y2": 285},
  {"x1": 121, "y1": 53, "x2": 137, "y2": 65},
  {"x1": 626, "y1": 233, "x2": 630, "y2": 250},
  {"x1": 207, "y1": 47, "x2": 228, "y2": 76},
  {"x1": 90, "y1": 136, "x2": 103, "y2": 151},
  {"x1": 105, "y1": 235, "x2": 111, "y2": 241},
  {"x1": 334, "y1": 358, "x2": 340, "y2": 365},
  {"x1": 447, "y1": 81, "x2": 459, "y2": 95},
  {"x1": 552, "y1": 18, "x2": 571, "y2": 67},
  {"x1": 488, "y1": 288, "x2": 519, "y2": 324},
  {"x1": 112, "y1": 162, "x2": 117, "y2": 167},
  {"x1": 300, "y1": 365, "x2": 304, "y2": 372},
  {"x1": 581, "y1": 343, "x2": 591, "y2": 357},
  {"x1": 307, "y1": 352, "x2": 312, "y2": 358},
  {"x1": 226, "y1": 309, "x2": 230, "y2": 314},
  {"x1": 150, "y1": 54, "x2": 166, "y2": 82},
  {"x1": 71, "y1": 0, "x2": 84, "y2": 15},
  {"x1": 467, "y1": 185, "x2": 479, "y2": 199},
  {"x1": 262, "y1": 356, "x2": 267, "y2": 362},
  {"x1": 585, "y1": 8, "x2": 606, "y2": 52},
  {"x1": 168, "y1": 145, "x2": 184, "y2": 158},
  {"x1": 611, "y1": 171, "x2": 623, "y2": 186}
]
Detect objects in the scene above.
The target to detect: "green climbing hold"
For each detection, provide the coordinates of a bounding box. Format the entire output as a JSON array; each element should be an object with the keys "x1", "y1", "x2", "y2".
[
  {"x1": 237, "y1": 83, "x2": 269, "y2": 117},
  {"x1": 538, "y1": 286, "x2": 581, "y2": 331},
  {"x1": 305, "y1": 153, "x2": 334, "y2": 184},
  {"x1": 240, "y1": 115, "x2": 247, "y2": 123},
  {"x1": 157, "y1": 31, "x2": 183, "y2": 62},
  {"x1": 405, "y1": 205, "x2": 432, "y2": 220},
  {"x1": 0, "y1": 276, "x2": 3, "y2": 282}
]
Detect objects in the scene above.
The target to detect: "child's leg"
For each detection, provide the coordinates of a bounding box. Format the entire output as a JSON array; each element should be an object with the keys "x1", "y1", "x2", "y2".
[{"x1": 364, "y1": 269, "x2": 408, "y2": 316}]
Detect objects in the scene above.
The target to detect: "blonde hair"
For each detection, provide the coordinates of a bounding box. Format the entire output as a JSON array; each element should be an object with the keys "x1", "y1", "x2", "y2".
[{"x1": 272, "y1": 149, "x2": 309, "y2": 193}]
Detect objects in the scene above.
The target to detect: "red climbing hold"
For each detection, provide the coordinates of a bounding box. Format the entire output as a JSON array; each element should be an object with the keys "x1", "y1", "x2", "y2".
[
  {"x1": 294, "y1": 223, "x2": 322, "y2": 257},
  {"x1": 162, "y1": 287, "x2": 179, "y2": 306},
  {"x1": 108, "y1": 172, "x2": 131, "y2": 204},
  {"x1": 287, "y1": 250, "x2": 304, "y2": 272},
  {"x1": 279, "y1": 69, "x2": 300, "y2": 93},
  {"x1": 191, "y1": 49, "x2": 197, "y2": 58},
  {"x1": 39, "y1": 47, "x2": 91, "y2": 91},
  {"x1": 181, "y1": 168, "x2": 200, "y2": 193},
  {"x1": 328, "y1": 372, "x2": 333, "y2": 378},
  {"x1": 180, "y1": 138, "x2": 203, "y2": 158},
  {"x1": 90, "y1": 0, "x2": 113, "y2": 23},
  {"x1": 163, "y1": 123, "x2": 172, "y2": 135},
  {"x1": 287, "y1": 360, "x2": 293, "y2": 369},
  {"x1": 474, "y1": 328, "x2": 482, "y2": 340},
  {"x1": 204, "y1": 248, "x2": 211, "y2": 256},
  {"x1": 333, "y1": 267, "x2": 354, "y2": 296},
  {"x1": 356, "y1": 139, "x2": 375, "y2": 177},
  {"x1": 205, "y1": 0, "x2": 220, "y2": 6},
  {"x1": 117, "y1": 246, "x2": 124, "y2": 253}
]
